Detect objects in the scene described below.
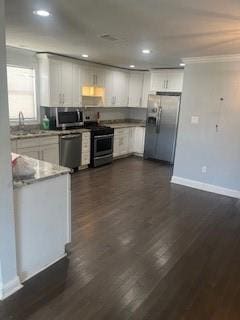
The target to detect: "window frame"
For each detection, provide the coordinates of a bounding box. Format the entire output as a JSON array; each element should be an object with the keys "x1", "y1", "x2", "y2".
[{"x1": 7, "y1": 64, "x2": 40, "y2": 125}]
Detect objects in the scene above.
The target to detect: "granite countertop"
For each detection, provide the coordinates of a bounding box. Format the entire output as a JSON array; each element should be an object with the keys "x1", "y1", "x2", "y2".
[
  {"x1": 13, "y1": 154, "x2": 71, "y2": 189},
  {"x1": 106, "y1": 122, "x2": 146, "y2": 129},
  {"x1": 10, "y1": 122, "x2": 145, "y2": 140},
  {"x1": 11, "y1": 128, "x2": 91, "y2": 140}
]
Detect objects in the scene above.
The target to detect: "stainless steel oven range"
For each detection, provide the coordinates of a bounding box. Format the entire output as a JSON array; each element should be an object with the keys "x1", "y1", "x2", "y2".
[{"x1": 85, "y1": 122, "x2": 114, "y2": 167}]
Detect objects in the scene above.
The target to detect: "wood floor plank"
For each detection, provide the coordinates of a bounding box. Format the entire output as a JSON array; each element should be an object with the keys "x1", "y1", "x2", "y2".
[{"x1": 0, "y1": 157, "x2": 239, "y2": 320}]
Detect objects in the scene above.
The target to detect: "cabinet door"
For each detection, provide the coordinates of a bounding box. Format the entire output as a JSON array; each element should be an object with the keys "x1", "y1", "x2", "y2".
[
  {"x1": 81, "y1": 65, "x2": 95, "y2": 86},
  {"x1": 105, "y1": 69, "x2": 115, "y2": 107},
  {"x1": 72, "y1": 63, "x2": 81, "y2": 108},
  {"x1": 142, "y1": 72, "x2": 151, "y2": 108},
  {"x1": 114, "y1": 70, "x2": 129, "y2": 107},
  {"x1": 118, "y1": 130, "x2": 129, "y2": 155},
  {"x1": 166, "y1": 70, "x2": 184, "y2": 92},
  {"x1": 41, "y1": 144, "x2": 59, "y2": 165},
  {"x1": 94, "y1": 67, "x2": 105, "y2": 87},
  {"x1": 17, "y1": 147, "x2": 40, "y2": 160},
  {"x1": 150, "y1": 71, "x2": 168, "y2": 92},
  {"x1": 61, "y1": 61, "x2": 73, "y2": 108},
  {"x1": 49, "y1": 59, "x2": 62, "y2": 108},
  {"x1": 128, "y1": 72, "x2": 144, "y2": 107},
  {"x1": 128, "y1": 128, "x2": 135, "y2": 153},
  {"x1": 11, "y1": 141, "x2": 17, "y2": 153},
  {"x1": 113, "y1": 133, "x2": 120, "y2": 157},
  {"x1": 134, "y1": 127, "x2": 146, "y2": 154}
]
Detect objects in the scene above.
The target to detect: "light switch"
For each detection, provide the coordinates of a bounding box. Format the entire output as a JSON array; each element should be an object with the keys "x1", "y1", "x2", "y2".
[{"x1": 191, "y1": 116, "x2": 199, "y2": 124}]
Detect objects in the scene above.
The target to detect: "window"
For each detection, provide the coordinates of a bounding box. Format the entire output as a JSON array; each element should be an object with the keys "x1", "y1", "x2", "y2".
[{"x1": 7, "y1": 66, "x2": 37, "y2": 122}]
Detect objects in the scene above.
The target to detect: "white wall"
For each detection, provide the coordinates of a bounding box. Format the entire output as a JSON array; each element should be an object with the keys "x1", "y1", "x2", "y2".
[
  {"x1": 7, "y1": 46, "x2": 37, "y2": 68},
  {"x1": 0, "y1": 0, "x2": 22, "y2": 300},
  {"x1": 173, "y1": 60, "x2": 240, "y2": 197}
]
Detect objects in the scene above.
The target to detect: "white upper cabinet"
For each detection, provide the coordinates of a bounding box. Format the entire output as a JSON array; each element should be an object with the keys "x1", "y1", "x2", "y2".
[
  {"x1": 105, "y1": 69, "x2": 129, "y2": 107},
  {"x1": 128, "y1": 71, "x2": 144, "y2": 108},
  {"x1": 48, "y1": 58, "x2": 62, "y2": 108},
  {"x1": 80, "y1": 65, "x2": 105, "y2": 87},
  {"x1": 72, "y1": 63, "x2": 81, "y2": 108},
  {"x1": 38, "y1": 54, "x2": 80, "y2": 108},
  {"x1": 150, "y1": 69, "x2": 184, "y2": 92},
  {"x1": 61, "y1": 60, "x2": 73, "y2": 108},
  {"x1": 167, "y1": 70, "x2": 184, "y2": 92},
  {"x1": 115, "y1": 70, "x2": 129, "y2": 107}
]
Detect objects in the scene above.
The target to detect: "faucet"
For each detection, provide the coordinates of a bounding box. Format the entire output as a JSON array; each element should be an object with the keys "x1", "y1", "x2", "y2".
[{"x1": 18, "y1": 111, "x2": 25, "y2": 131}]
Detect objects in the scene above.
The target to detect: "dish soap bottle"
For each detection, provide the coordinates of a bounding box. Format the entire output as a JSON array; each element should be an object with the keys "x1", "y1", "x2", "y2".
[{"x1": 42, "y1": 115, "x2": 50, "y2": 130}]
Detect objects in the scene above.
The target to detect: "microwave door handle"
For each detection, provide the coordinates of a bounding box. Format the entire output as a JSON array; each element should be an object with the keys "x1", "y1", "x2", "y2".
[{"x1": 77, "y1": 110, "x2": 80, "y2": 122}]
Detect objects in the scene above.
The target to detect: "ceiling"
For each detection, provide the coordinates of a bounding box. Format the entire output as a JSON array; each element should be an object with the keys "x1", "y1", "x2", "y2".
[{"x1": 5, "y1": 0, "x2": 240, "y2": 69}]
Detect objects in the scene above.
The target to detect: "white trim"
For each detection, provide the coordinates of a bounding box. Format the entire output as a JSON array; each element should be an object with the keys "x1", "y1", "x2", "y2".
[
  {"x1": 20, "y1": 253, "x2": 67, "y2": 283},
  {"x1": 182, "y1": 54, "x2": 240, "y2": 65},
  {"x1": 171, "y1": 176, "x2": 240, "y2": 199},
  {"x1": 0, "y1": 276, "x2": 23, "y2": 300}
]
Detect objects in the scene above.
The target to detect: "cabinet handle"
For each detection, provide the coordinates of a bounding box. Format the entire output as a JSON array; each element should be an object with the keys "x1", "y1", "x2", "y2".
[
  {"x1": 166, "y1": 80, "x2": 169, "y2": 89},
  {"x1": 63, "y1": 93, "x2": 65, "y2": 105},
  {"x1": 139, "y1": 97, "x2": 142, "y2": 107}
]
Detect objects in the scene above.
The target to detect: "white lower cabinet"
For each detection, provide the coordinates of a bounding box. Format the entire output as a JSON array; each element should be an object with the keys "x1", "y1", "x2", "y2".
[
  {"x1": 13, "y1": 136, "x2": 60, "y2": 165},
  {"x1": 133, "y1": 127, "x2": 146, "y2": 155},
  {"x1": 41, "y1": 144, "x2": 60, "y2": 164},
  {"x1": 113, "y1": 128, "x2": 129, "y2": 157},
  {"x1": 16, "y1": 147, "x2": 41, "y2": 160},
  {"x1": 81, "y1": 132, "x2": 91, "y2": 166},
  {"x1": 113, "y1": 127, "x2": 145, "y2": 158}
]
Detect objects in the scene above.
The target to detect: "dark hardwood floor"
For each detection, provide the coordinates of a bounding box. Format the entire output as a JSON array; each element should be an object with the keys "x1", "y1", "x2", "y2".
[{"x1": 1, "y1": 157, "x2": 240, "y2": 319}]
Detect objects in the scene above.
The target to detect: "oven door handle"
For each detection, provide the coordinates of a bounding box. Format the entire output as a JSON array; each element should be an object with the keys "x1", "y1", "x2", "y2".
[{"x1": 94, "y1": 134, "x2": 114, "y2": 139}]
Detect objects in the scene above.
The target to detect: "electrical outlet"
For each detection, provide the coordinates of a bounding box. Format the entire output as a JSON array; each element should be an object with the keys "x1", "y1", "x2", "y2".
[
  {"x1": 201, "y1": 166, "x2": 207, "y2": 174},
  {"x1": 191, "y1": 116, "x2": 199, "y2": 124}
]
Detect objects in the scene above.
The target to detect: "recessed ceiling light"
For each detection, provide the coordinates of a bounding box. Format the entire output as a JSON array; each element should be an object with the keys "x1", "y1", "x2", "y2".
[
  {"x1": 142, "y1": 49, "x2": 151, "y2": 54},
  {"x1": 129, "y1": 65, "x2": 135, "y2": 68},
  {"x1": 179, "y1": 63, "x2": 185, "y2": 67},
  {"x1": 33, "y1": 10, "x2": 51, "y2": 17},
  {"x1": 81, "y1": 54, "x2": 89, "y2": 58}
]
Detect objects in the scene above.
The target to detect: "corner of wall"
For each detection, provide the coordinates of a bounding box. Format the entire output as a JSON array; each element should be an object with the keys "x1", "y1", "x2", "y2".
[{"x1": 0, "y1": 276, "x2": 22, "y2": 300}]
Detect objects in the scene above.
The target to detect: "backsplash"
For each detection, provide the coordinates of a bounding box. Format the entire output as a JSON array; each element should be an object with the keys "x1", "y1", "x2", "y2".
[{"x1": 41, "y1": 106, "x2": 146, "y2": 123}]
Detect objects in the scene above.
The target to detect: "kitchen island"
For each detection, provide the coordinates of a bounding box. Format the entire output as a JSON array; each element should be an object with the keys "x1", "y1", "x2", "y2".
[{"x1": 13, "y1": 154, "x2": 71, "y2": 283}]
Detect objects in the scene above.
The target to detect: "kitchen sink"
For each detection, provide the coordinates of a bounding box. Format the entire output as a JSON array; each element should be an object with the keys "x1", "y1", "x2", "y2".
[{"x1": 12, "y1": 130, "x2": 50, "y2": 136}]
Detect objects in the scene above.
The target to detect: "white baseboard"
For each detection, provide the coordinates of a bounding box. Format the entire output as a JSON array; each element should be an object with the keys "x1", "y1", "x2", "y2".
[
  {"x1": 171, "y1": 176, "x2": 240, "y2": 199},
  {"x1": 0, "y1": 276, "x2": 23, "y2": 300},
  {"x1": 20, "y1": 253, "x2": 67, "y2": 283}
]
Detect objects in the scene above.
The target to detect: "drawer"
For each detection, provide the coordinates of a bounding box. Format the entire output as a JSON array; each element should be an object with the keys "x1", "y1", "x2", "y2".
[
  {"x1": 114, "y1": 128, "x2": 129, "y2": 136},
  {"x1": 82, "y1": 132, "x2": 90, "y2": 140},
  {"x1": 17, "y1": 137, "x2": 40, "y2": 149},
  {"x1": 82, "y1": 140, "x2": 90, "y2": 149},
  {"x1": 82, "y1": 144, "x2": 90, "y2": 153},
  {"x1": 38, "y1": 136, "x2": 59, "y2": 146},
  {"x1": 81, "y1": 152, "x2": 90, "y2": 165}
]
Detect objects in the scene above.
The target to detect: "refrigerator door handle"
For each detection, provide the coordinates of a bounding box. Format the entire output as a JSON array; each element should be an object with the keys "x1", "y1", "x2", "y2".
[{"x1": 156, "y1": 106, "x2": 162, "y2": 133}]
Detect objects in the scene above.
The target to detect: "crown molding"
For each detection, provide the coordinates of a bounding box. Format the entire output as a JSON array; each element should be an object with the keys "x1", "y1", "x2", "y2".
[{"x1": 182, "y1": 54, "x2": 240, "y2": 65}]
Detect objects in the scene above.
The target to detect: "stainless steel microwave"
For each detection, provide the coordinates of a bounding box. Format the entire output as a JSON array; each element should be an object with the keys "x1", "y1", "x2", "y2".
[{"x1": 56, "y1": 109, "x2": 83, "y2": 129}]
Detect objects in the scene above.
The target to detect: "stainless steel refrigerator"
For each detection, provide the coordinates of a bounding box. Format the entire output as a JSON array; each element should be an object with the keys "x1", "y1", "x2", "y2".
[{"x1": 144, "y1": 94, "x2": 181, "y2": 164}]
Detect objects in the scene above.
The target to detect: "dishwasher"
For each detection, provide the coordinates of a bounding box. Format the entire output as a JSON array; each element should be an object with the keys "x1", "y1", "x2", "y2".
[{"x1": 60, "y1": 134, "x2": 81, "y2": 170}]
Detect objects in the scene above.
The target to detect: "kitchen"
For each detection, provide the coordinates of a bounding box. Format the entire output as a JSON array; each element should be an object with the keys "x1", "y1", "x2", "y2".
[
  {"x1": 9, "y1": 48, "x2": 184, "y2": 170},
  {"x1": 1, "y1": 1, "x2": 240, "y2": 319}
]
